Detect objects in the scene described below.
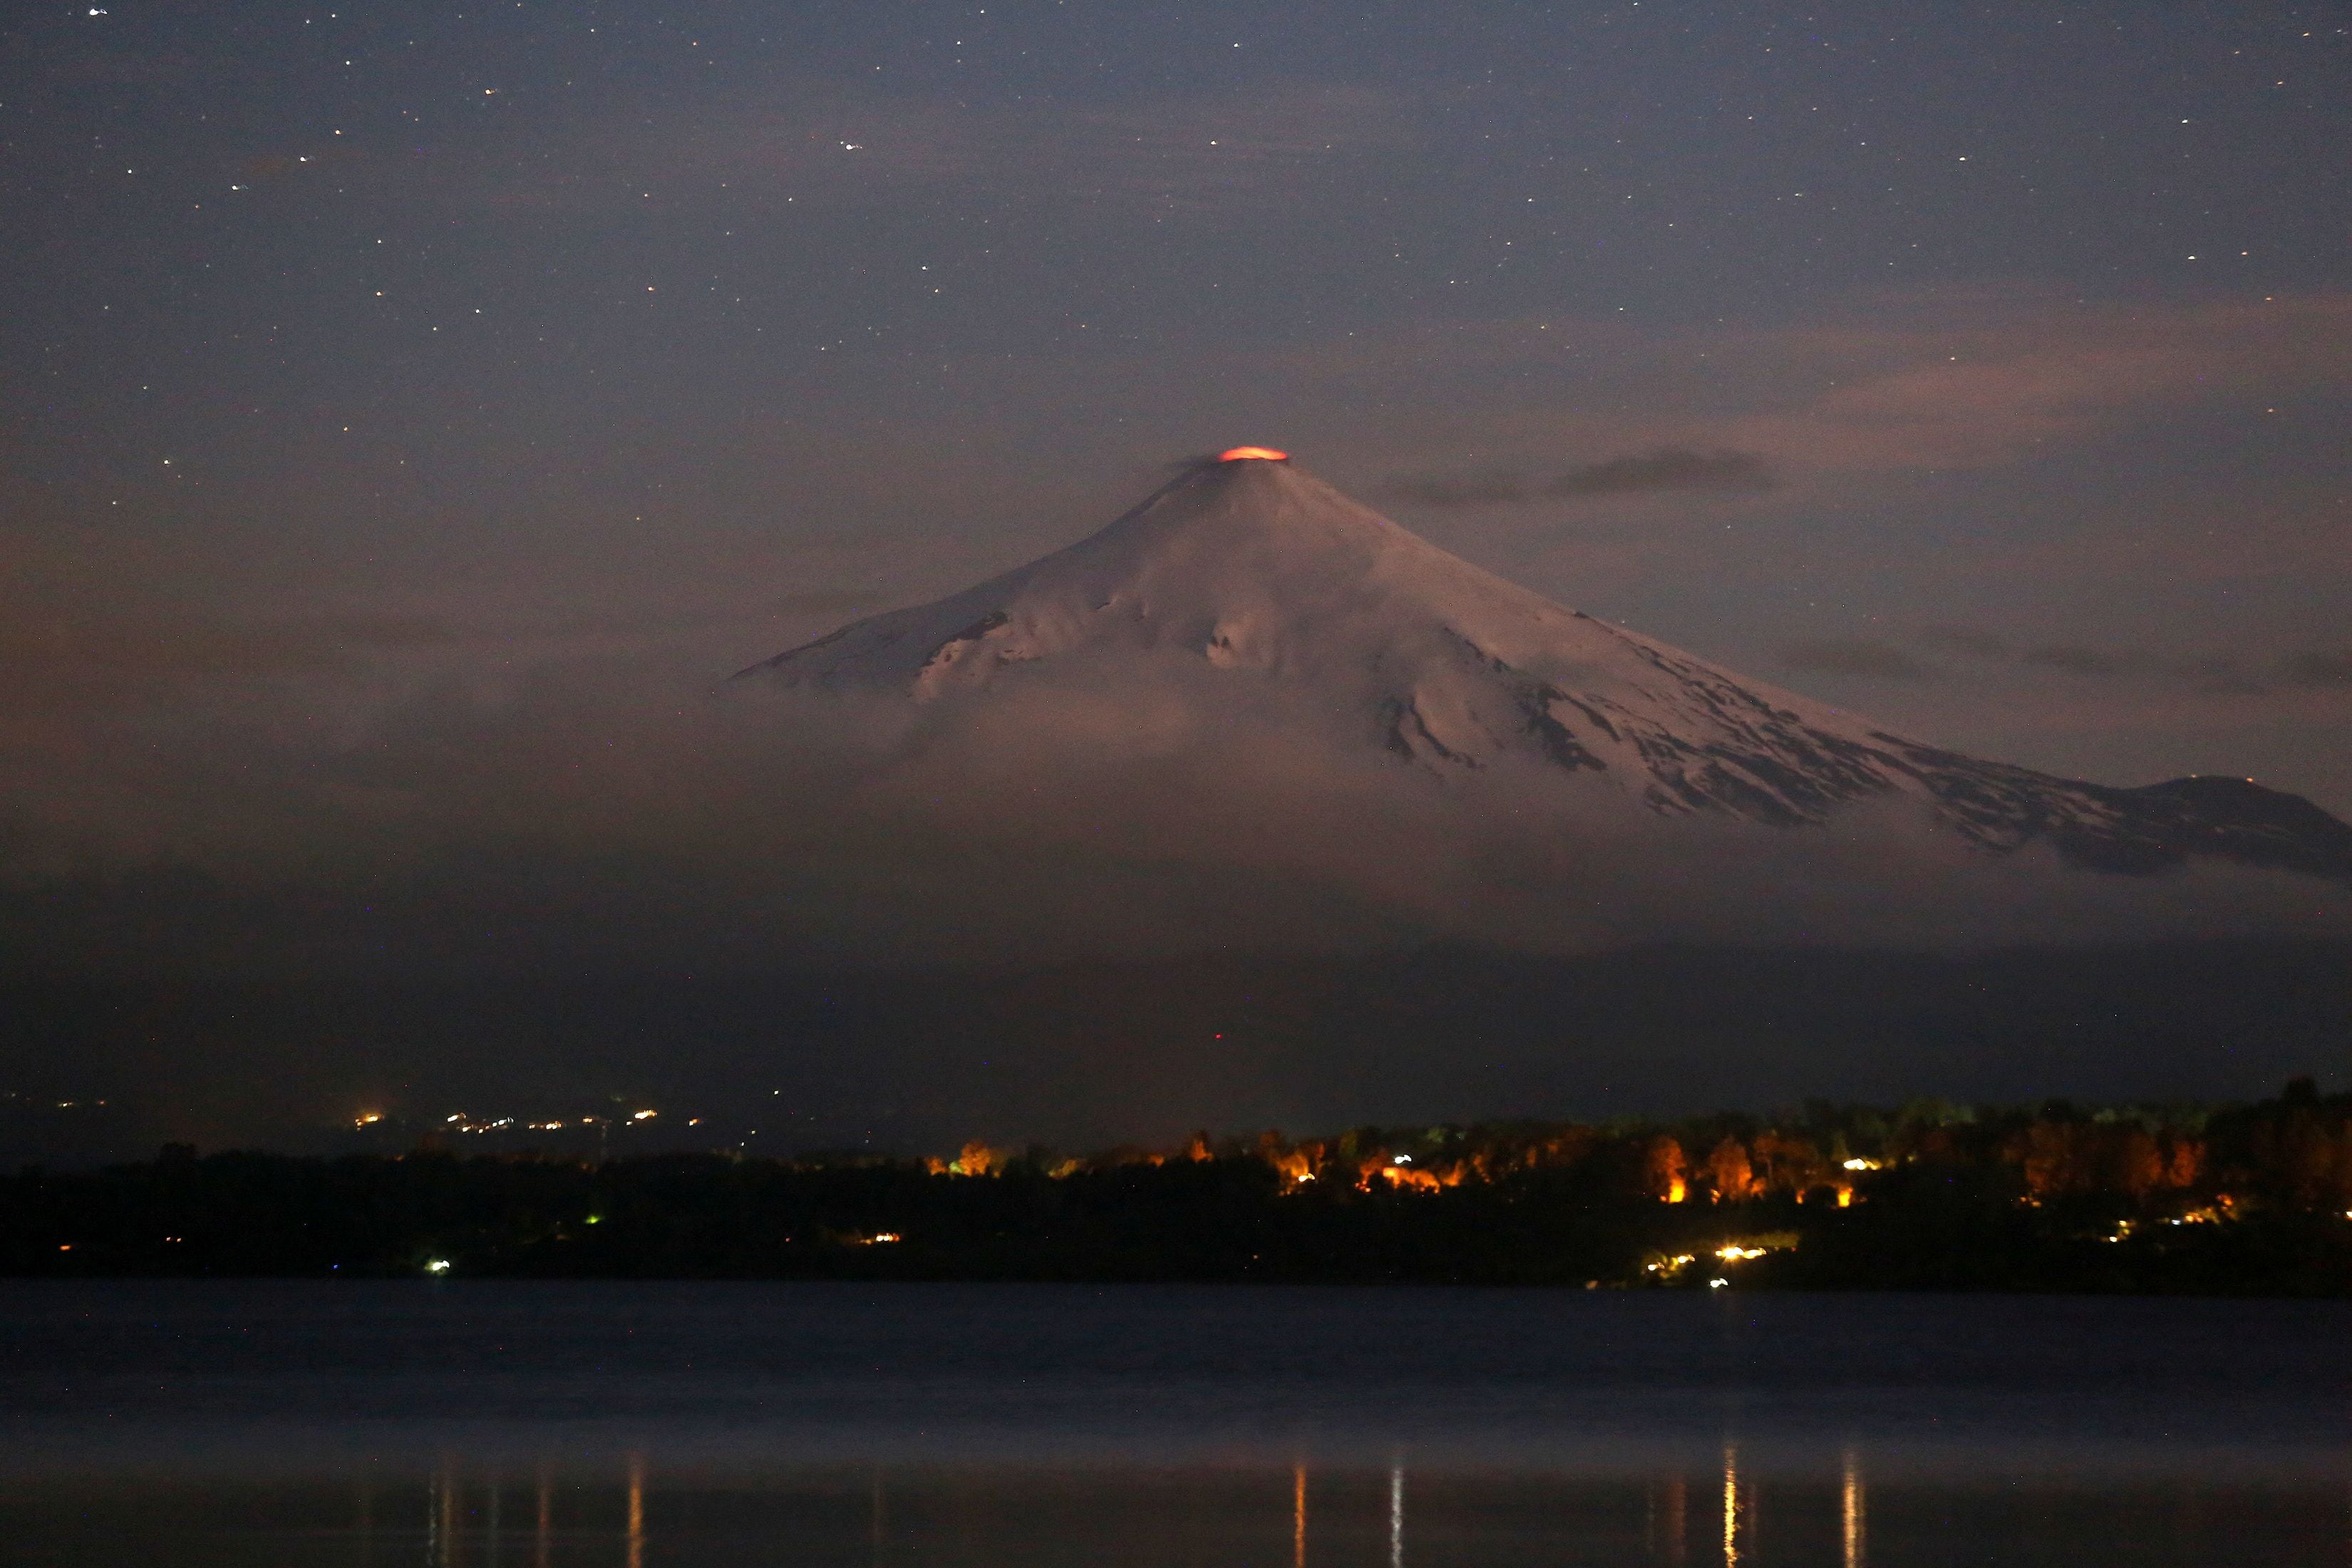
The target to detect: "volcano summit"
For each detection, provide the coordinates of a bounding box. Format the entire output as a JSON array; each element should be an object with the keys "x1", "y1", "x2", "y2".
[{"x1": 733, "y1": 454, "x2": 2351, "y2": 897}]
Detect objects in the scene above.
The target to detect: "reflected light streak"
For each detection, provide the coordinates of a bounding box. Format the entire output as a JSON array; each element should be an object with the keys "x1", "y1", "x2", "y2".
[
  {"x1": 435, "y1": 1460, "x2": 458, "y2": 1568},
  {"x1": 1843, "y1": 1447, "x2": 1866, "y2": 1568},
  {"x1": 1294, "y1": 1463, "x2": 1306, "y2": 1568},
  {"x1": 1390, "y1": 1461, "x2": 1404, "y2": 1568},
  {"x1": 1722, "y1": 1443, "x2": 1738, "y2": 1567},
  {"x1": 626, "y1": 1454, "x2": 645, "y2": 1568}
]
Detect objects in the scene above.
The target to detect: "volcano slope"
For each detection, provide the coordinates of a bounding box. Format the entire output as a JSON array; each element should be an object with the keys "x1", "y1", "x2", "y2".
[
  {"x1": 637, "y1": 451, "x2": 2352, "y2": 1142},
  {"x1": 731, "y1": 453, "x2": 2352, "y2": 901}
]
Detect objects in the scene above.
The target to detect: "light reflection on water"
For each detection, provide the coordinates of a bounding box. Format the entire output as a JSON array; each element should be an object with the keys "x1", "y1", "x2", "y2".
[
  {"x1": 4, "y1": 1282, "x2": 2351, "y2": 1565},
  {"x1": 14, "y1": 1452, "x2": 2352, "y2": 1567}
]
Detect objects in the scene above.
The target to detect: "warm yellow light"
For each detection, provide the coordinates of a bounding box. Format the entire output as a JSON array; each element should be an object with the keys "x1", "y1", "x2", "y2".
[
  {"x1": 1217, "y1": 445, "x2": 1289, "y2": 462},
  {"x1": 631, "y1": 1109, "x2": 657, "y2": 1120},
  {"x1": 354, "y1": 1111, "x2": 383, "y2": 1128}
]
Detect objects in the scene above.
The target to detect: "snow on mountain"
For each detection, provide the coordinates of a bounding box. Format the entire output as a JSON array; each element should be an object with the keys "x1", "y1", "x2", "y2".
[{"x1": 731, "y1": 453, "x2": 2352, "y2": 886}]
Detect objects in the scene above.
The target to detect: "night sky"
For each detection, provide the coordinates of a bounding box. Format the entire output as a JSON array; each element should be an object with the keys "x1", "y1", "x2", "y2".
[{"x1": 4, "y1": 4, "x2": 2349, "y2": 1143}]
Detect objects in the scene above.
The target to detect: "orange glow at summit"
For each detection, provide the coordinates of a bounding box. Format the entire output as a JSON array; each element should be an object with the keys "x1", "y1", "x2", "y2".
[{"x1": 1217, "y1": 446, "x2": 1289, "y2": 462}]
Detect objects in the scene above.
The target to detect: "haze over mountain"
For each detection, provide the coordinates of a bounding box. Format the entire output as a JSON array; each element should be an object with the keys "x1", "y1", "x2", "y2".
[{"x1": 6, "y1": 454, "x2": 2348, "y2": 1155}]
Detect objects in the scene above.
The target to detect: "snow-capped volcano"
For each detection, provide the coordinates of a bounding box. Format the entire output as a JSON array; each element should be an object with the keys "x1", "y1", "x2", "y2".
[{"x1": 733, "y1": 454, "x2": 2352, "y2": 885}]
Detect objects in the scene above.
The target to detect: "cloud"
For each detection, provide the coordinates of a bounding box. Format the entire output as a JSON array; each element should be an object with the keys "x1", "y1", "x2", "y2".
[
  {"x1": 2022, "y1": 645, "x2": 2121, "y2": 676},
  {"x1": 1383, "y1": 473, "x2": 1529, "y2": 508},
  {"x1": 2283, "y1": 650, "x2": 2352, "y2": 687},
  {"x1": 1920, "y1": 626, "x2": 2014, "y2": 663},
  {"x1": 460, "y1": 81, "x2": 1414, "y2": 223},
  {"x1": 6, "y1": 636, "x2": 2337, "y2": 981},
  {"x1": 1384, "y1": 447, "x2": 1775, "y2": 509},
  {"x1": 772, "y1": 589, "x2": 889, "y2": 617},
  {"x1": 1721, "y1": 292, "x2": 2352, "y2": 476},
  {"x1": 0, "y1": 603, "x2": 455, "y2": 713},
  {"x1": 1543, "y1": 446, "x2": 1777, "y2": 497},
  {"x1": 6, "y1": 631, "x2": 2345, "y2": 1150},
  {"x1": 1778, "y1": 639, "x2": 1936, "y2": 681},
  {"x1": 1333, "y1": 290, "x2": 2352, "y2": 505},
  {"x1": 1902, "y1": 631, "x2": 2352, "y2": 698}
]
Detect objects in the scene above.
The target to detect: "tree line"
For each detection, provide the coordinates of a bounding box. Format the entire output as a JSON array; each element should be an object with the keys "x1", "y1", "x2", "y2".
[{"x1": 6, "y1": 1081, "x2": 2351, "y2": 1292}]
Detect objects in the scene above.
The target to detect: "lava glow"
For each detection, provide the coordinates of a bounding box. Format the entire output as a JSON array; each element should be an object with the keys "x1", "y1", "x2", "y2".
[{"x1": 1217, "y1": 446, "x2": 1289, "y2": 462}]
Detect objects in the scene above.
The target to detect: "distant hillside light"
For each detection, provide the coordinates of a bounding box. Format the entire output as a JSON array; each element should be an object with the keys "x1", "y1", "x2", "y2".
[{"x1": 1217, "y1": 446, "x2": 1289, "y2": 462}]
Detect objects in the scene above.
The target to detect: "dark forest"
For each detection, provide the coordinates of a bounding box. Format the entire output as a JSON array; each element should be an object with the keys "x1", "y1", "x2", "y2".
[{"x1": 14, "y1": 1082, "x2": 2352, "y2": 1295}]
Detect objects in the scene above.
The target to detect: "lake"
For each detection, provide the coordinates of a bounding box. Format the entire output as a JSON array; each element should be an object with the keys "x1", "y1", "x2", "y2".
[{"x1": 3, "y1": 1282, "x2": 2348, "y2": 1564}]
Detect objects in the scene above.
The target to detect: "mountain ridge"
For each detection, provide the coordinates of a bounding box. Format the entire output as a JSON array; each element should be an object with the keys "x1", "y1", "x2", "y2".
[{"x1": 731, "y1": 455, "x2": 2352, "y2": 887}]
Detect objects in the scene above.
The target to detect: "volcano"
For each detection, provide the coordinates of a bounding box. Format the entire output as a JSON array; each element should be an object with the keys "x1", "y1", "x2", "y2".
[{"x1": 731, "y1": 454, "x2": 2352, "y2": 889}]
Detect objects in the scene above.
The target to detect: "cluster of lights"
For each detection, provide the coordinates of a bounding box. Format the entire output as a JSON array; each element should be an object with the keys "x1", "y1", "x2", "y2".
[
  {"x1": 1646, "y1": 1237, "x2": 1795, "y2": 1286},
  {"x1": 354, "y1": 1108, "x2": 666, "y2": 1133},
  {"x1": 1840, "y1": 1157, "x2": 1882, "y2": 1172}
]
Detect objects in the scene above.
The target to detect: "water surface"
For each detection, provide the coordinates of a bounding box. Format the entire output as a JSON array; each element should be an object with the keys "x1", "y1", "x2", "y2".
[{"x1": 3, "y1": 1283, "x2": 2347, "y2": 1564}]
